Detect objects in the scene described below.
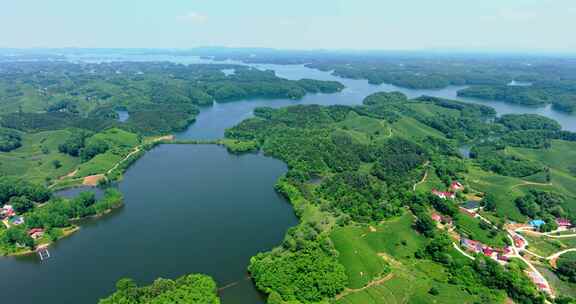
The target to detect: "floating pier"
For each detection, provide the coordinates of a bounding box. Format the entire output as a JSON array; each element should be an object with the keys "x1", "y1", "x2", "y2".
[{"x1": 37, "y1": 248, "x2": 50, "y2": 261}]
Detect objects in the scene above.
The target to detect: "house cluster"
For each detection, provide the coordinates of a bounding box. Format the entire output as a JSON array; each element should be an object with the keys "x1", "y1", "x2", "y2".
[
  {"x1": 431, "y1": 181, "x2": 464, "y2": 200},
  {"x1": 460, "y1": 238, "x2": 512, "y2": 264},
  {"x1": 1, "y1": 205, "x2": 25, "y2": 226}
]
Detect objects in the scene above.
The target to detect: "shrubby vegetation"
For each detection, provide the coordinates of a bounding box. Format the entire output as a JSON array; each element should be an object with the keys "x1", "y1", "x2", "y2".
[
  {"x1": 498, "y1": 114, "x2": 561, "y2": 131},
  {"x1": 99, "y1": 274, "x2": 220, "y2": 304},
  {"x1": 557, "y1": 252, "x2": 576, "y2": 283},
  {"x1": 458, "y1": 82, "x2": 576, "y2": 113},
  {"x1": 0, "y1": 176, "x2": 51, "y2": 204},
  {"x1": 0, "y1": 128, "x2": 22, "y2": 152},
  {"x1": 458, "y1": 85, "x2": 549, "y2": 106},
  {"x1": 470, "y1": 142, "x2": 544, "y2": 178},
  {"x1": 371, "y1": 137, "x2": 428, "y2": 185},
  {"x1": 318, "y1": 171, "x2": 399, "y2": 222},
  {"x1": 249, "y1": 239, "x2": 347, "y2": 303},
  {"x1": 58, "y1": 128, "x2": 93, "y2": 157}
]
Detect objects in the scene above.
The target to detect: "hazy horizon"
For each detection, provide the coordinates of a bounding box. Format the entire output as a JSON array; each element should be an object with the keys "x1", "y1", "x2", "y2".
[{"x1": 2, "y1": 0, "x2": 575, "y2": 52}]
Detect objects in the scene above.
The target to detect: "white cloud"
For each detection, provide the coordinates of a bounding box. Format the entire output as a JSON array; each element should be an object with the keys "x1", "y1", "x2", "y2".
[{"x1": 177, "y1": 11, "x2": 208, "y2": 24}]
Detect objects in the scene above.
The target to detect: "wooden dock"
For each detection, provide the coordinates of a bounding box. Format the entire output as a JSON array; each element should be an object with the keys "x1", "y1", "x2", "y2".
[{"x1": 37, "y1": 248, "x2": 50, "y2": 261}]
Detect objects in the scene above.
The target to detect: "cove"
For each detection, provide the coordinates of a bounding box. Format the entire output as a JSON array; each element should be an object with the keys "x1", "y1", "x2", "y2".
[{"x1": 0, "y1": 145, "x2": 297, "y2": 304}]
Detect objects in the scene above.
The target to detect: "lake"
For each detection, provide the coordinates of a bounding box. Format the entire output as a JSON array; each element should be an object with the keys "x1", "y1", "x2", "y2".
[
  {"x1": 1, "y1": 55, "x2": 576, "y2": 304},
  {"x1": 0, "y1": 145, "x2": 296, "y2": 304},
  {"x1": 115, "y1": 110, "x2": 130, "y2": 122}
]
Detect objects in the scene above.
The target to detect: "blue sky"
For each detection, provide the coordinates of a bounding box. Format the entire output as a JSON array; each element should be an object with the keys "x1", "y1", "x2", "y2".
[{"x1": 2, "y1": 0, "x2": 575, "y2": 52}]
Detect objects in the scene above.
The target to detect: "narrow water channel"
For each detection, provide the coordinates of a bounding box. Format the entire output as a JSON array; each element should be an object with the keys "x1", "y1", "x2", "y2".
[{"x1": 1, "y1": 55, "x2": 575, "y2": 304}]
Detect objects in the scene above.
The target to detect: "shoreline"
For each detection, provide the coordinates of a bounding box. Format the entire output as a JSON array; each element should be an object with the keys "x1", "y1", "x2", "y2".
[{"x1": 0, "y1": 203, "x2": 123, "y2": 258}]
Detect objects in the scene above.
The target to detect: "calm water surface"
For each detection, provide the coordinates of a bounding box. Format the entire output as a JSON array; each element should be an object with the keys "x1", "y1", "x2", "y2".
[
  {"x1": 115, "y1": 110, "x2": 130, "y2": 122},
  {"x1": 1, "y1": 55, "x2": 576, "y2": 304},
  {"x1": 0, "y1": 145, "x2": 296, "y2": 304}
]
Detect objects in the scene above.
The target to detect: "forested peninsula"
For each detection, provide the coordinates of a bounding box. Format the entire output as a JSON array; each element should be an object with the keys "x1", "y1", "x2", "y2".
[{"x1": 220, "y1": 91, "x2": 576, "y2": 303}]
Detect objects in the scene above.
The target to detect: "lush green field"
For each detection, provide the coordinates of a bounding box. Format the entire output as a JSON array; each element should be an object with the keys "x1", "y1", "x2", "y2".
[
  {"x1": 0, "y1": 130, "x2": 80, "y2": 184},
  {"x1": 390, "y1": 117, "x2": 444, "y2": 140},
  {"x1": 522, "y1": 233, "x2": 564, "y2": 257},
  {"x1": 510, "y1": 140, "x2": 576, "y2": 171},
  {"x1": 331, "y1": 225, "x2": 390, "y2": 289},
  {"x1": 0, "y1": 127, "x2": 142, "y2": 187},
  {"x1": 333, "y1": 214, "x2": 501, "y2": 304},
  {"x1": 509, "y1": 140, "x2": 576, "y2": 213},
  {"x1": 414, "y1": 169, "x2": 444, "y2": 193},
  {"x1": 74, "y1": 128, "x2": 140, "y2": 178},
  {"x1": 405, "y1": 102, "x2": 461, "y2": 118},
  {"x1": 336, "y1": 112, "x2": 390, "y2": 139},
  {"x1": 454, "y1": 213, "x2": 508, "y2": 247},
  {"x1": 466, "y1": 166, "x2": 527, "y2": 222},
  {"x1": 88, "y1": 128, "x2": 140, "y2": 148},
  {"x1": 336, "y1": 261, "x2": 491, "y2": 304},
  {"x1": 331, "y1": 213, "x2": 424, "y2": 289}
]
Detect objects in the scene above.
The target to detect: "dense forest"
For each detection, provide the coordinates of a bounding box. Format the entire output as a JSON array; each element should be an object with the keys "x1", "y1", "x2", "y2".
[
  {"x1": 99, "y1": 274, "x2": 220, "y2": 304},
  {"x1": 224, "y1": 90, "x2": 570, "y2": 303}
]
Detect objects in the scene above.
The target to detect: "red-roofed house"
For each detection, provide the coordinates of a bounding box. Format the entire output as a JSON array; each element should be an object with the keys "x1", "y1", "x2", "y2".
[
  {"x1": 432, "y1": 189, "x2": 456, "y2": 200},
  {"x1": 557, "y1": 218, "x2": 572, "y2": 228},
  {"x1": 513, "y1": 236, "x2": 525, "y2": 248},
  {"x1": 450, "y1": 181, "x2": 464, "y2": 191},
  {"x1": 483, "y1": 247, "x2": 496, "y2": 257},
  {"x1": 28, "y1": 228, "x2": 44, "y2": 239},
  {"x1": 431, "y1": 213, "x2": 442, "y2": 222}
]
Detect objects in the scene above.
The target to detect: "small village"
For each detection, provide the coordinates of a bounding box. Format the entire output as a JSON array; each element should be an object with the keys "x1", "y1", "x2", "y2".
[
  {"x1": 1, "y1": 204, "x2": 45, "y2": 241},
  {"x1": 429, "y1": 181, "x2": 575, "y2": 298}
]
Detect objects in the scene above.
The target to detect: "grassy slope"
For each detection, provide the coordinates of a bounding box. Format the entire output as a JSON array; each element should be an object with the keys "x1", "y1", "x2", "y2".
[
  {"x1": 0, "y1": 127, "x2": 141, "y2": 185},
  {"x1": 336, "y1": 112, "x2": 391, "y2": 145},
  {"x1": 334, "y1": 213, "x2": 495, "y2": 304},
  {"x1": 414, "y1": 169, "x2": 444, "y2": 194},
  {"x1": 0, "y1": 130, "x2": 80, "y2": 184},
  {"x1": 331, "y1": 226, "x2": 389, "y2": 289},
  {"x1": 466, "y1": 166, "x2": 527, "y2": 222},
  {"x1": 522, "y1": 233, "x2": 564, "y2": 257},
  {"x1": 537, "y1": 265, "x2": 576, "y2": 298},
  {"x1": 391, "y1": 117, "x2": 444, "y2": 140},
  {"x1": 75, "y1": 128, "x2": 140, "y2": 177},
  {"x1": 454, "y1": 213, "x2": 507, "y2": 247},
  {"x1": 508, "y1": 140, "x2": 576, "y2": 213}
]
